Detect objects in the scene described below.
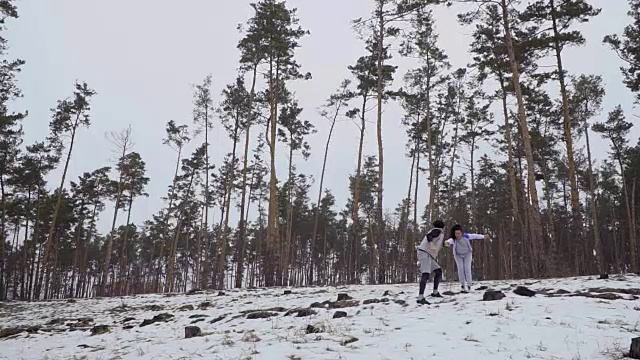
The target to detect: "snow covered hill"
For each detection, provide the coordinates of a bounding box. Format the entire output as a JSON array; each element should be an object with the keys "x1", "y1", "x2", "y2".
[{"x1": 1, "y1": 275, "x2": 640, "y2": 360}]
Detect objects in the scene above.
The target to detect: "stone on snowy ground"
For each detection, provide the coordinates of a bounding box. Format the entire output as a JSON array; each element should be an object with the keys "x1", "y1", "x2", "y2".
[
  {"x1": 68, "y1": 318, "x2": 93, "y2": 329},
  {"x1": 90, "y1": 325, "x2": 110, "y2": 336},
  {"x1": 217, "y1": 291, "x2": 226, "y2": 296},
  {"x1": 513, "y1": 286, "x2": 536, "y2": 297},
  {"x1": 306, "y1": 325, "x2": 323, "y2": 334},
  {"x1": 189, "y1": 314, "x2": 208, "y2": 319},
  {"x1": 333, "y1": 311, "x2": 348, "y2": 319},
  {"x1": 209, "y1": 315, "x2": 226, "y2": 324},
  {"x1": 284, "y1": 290, "x2": 292, "y2": 295},
  {"x1": 482, "y1": 290, "x2": 506, "y2": 301},
  {"x1": 123, "y1": 325, "x2": 134, "y2": 330},
  {"x1": 198, "y1": 301, "x2": 213, "y2": 309},
  {"x1": 140, "y1": 313, "x2": 174, "y2": 327},
  {"x1": 629, "y1": 337, "x2": 640, "y2": 359},
  {"x1": 295, "y1": 308, "x2": 317, "y2": 317},
  {"x1": 246, "y1": 311, "x2": 277, "y2": 319},
  {"x1": 363, "y1": 298, "x2": 390, "y2": 305},
  {"x1": 571, "y1": 292, "x2": 623, "y2": 300},
  {"x1": 383, "y1": 290, "x2": 392, "y2": 296},
  {"x1": 341, "y1": 336, "x2": 359, "y2": 346},
  {"x1": 184, "y1": 326, "x2": 202, "y2": 338},
  {"x1": 310, "y1": 300, "x2": 331, "y2": 308},
  {"x1": 122, "y1": 317, "x2": 136, "y2": 323},
  {"x1": 143, "y1": 304, "x2": 163, "y2": 311},
  {"x1": 0, "y1": 327, "x2": 25, "y2": 339},
  {"x1": 393, "y1": 299, "x2": 408, "y2": 306},
  {"x1": 589, "y1": 287, "x2": 640, "y2": 296},
  {"x1": 329, "y1": 300, "x2": 360, "y2": 309},
  {"x1": 599, "y1": 273, "x2": 609, "y2": 279},
  {"x1": 178, "y1": 304, "x2": 194, "y2": 311},
  {"x1": 337, "y1": 293, "x2": 353, "y2": 301},
  {"x1": 66, "y1": 299, "x2": 76, "y2": 303},
  {"x1": 47, "y1": 318, "x2": 65, "y2": 326},
  {"x1": 187, "y1": 288, "x2": 204, "y2": 295}
]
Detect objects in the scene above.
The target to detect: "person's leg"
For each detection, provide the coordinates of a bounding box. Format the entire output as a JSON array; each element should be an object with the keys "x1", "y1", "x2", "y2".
[
  {"x1": 419, "y1": 272, "x2": 430, "y2": 297},
  {"x1": 464, "y1": 253, "x2": 473, "y2": 289},
  {"x1": 432, "y1": 268, "x2": 442, "y2": 294},
  {"x1": 418, "y1": 272, "x2": 431, "y2": 304},
  {"x1": 454, "y1": 254, "x2": 466, "y2": 288}
]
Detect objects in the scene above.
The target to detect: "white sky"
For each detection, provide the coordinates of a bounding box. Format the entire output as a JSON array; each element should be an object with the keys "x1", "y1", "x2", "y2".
[{"x1": 7, "y1": 0, "x2": 636, "y2": 232}]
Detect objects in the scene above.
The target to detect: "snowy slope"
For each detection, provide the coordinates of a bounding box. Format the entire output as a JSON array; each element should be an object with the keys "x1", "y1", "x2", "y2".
[{"x1": 1, "y1": 275, "x2": 640, "y2": 360}]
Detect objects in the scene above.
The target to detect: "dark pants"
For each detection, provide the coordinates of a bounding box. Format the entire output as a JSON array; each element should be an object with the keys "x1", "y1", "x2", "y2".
[{"x1": 419, "y1": 268, "x2": 442, "y2": 295}]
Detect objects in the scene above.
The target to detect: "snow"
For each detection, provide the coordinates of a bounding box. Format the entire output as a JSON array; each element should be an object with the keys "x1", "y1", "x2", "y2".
[{"x1": 1, "y1": 275, "x2": 640, "y2": 360}]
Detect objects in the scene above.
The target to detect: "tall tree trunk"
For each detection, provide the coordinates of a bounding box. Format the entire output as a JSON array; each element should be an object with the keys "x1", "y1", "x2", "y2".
[
  {"x1": 619, "y1": 157, "x2": 637, "y2": 271},
  {"x1": 351, "y1": 93, "x2": 369, "y2": 284},
  {"x1": 501, "y1": 0, "x2": 543, "y2": 276},
  {"x1": 283, "y1": 141, "x2": 295, "y2": 286},
  {"x1": 265, "y1": 56, "x2": 280, "y2": 287},
  {"x1": 39, "y1": 117, "x2": 81, "y2": 299},
  {"x1": 584, "y1": 116, "x2": 603, "y2": 274},
  {"x1": 118, "y1": 194, "x2": 134, "y2": 295},
  {"x1": 166, "y1": 170, "x2": 197, "y2": 293},
  {"x1": 550, "y1": 0, "x2": 579, "y2": 277},
  {"x1": 375, "y1": 12, "x2": 386, "y2": 284},
  {"x1": 216, "y1": 112, "x2": 241, "y2": 289},
  {"x1": 198, "y1": 106, "x2": 210, "y2": 289},
  {"x1": 234, "y1": 65, "x2": 257, "y2": 289},
  {"x1": 100, "y1": 145, "x2": 128, "y2": 296}
]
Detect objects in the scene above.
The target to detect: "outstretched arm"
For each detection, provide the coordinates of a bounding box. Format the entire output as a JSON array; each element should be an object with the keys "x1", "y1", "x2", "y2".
[{"x1": 463, "y1": 233, "x2": 487, "y2": 240}]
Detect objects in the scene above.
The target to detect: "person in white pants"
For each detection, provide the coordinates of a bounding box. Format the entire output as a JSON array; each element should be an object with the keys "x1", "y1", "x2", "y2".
[{"x1": 445, "y1": 224, "x2": 489, "y2": 293}]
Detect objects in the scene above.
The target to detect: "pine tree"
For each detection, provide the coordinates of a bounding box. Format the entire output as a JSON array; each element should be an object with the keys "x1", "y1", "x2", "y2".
[
  {"x1": 604, "y1": 0, "x2": 640, "y2": 102},
  {"x1": 242, "y1": 0, "x2": 310, "y2": 286},
  {"x1": 192, "y1": 75, "x2": 214, "y2": 288},
  {"x1": 100, "y1": 126, "x2": 133, "y2": 296},
  {"x1": 567, "y1": 75, "x2": 606, "y2": 274},
  {"x1": 40, "y1": 82, "x2": 96, "y2": 299},
  {"x1": 592, "y1": 106, "x2": 637, "y2": 271}
]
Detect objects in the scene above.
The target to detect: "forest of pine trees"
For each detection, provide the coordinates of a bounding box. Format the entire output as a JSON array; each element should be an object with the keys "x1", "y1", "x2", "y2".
[{"x1": 1, "y1": 0, "x2": 640, "y2": 300}]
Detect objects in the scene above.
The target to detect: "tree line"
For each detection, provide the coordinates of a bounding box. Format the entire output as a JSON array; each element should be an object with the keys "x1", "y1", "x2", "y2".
[{"x1": 1, "y1": 0, "x2": 640, "y2": 300}]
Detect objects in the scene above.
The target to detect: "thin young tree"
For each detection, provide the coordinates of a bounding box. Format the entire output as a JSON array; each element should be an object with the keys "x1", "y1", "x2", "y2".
[
  {"x1": 100, "y1": 126, "x2": 133, "y2": 296},
  {"x1": 39, "y1": 82, "x2": 96, "y2": 299},
  {"x1": 192, "y1": 75, "x2": 214, "y2": 288},
  {"x1": 310, "y1": 80, "x2": 351, "y2": 285}
]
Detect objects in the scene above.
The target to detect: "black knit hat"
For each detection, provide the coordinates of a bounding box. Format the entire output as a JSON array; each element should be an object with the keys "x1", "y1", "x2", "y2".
[{"x1": 433, "y1": 219, "x2": 445, "y2": 229}]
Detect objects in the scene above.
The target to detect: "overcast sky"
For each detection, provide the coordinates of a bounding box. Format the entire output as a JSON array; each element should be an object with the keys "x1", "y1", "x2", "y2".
[{"x1": 7, "y1": 0, "x2": 636, "y2": 232}]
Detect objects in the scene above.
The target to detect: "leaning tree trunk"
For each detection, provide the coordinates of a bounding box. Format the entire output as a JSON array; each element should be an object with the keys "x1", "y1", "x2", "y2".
[
  {"x1": 100, "y1": 169, "x2": 125, "y2": 296},
  {"x1": 501, "y1": 0, "x2": 543, "y2": 277},
  {"x1": 39, "y1": 117, "x2": 81, "y2": 299}
]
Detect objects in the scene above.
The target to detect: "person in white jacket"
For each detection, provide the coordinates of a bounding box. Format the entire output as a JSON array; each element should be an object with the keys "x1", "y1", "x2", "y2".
[
  {"x1": 415, "y1": 220, "x2": 446, "y2": 304},
  {"x1": 445, "y1": 224, "x2": 489, "y2": 293}
]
